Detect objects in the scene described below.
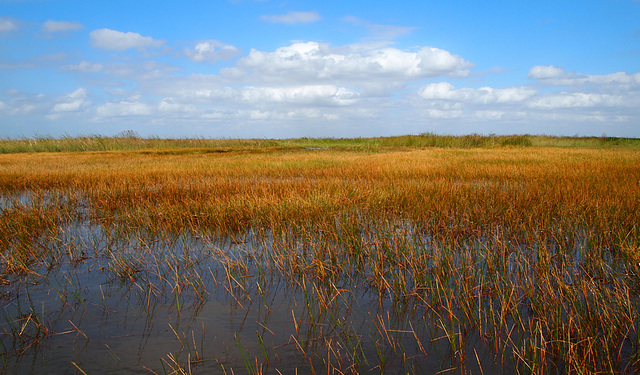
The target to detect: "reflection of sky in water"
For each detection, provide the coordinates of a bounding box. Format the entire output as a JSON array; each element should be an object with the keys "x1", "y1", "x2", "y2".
[
  {"x1": 0, "y1": 193, "x2": 628, "y2": 374},
  {"x1": 0, "y1": 190, "x2": 89, "y2": 215},
  {"x1": 0, "y1": 192, "x2": 37, "y2": 211}
]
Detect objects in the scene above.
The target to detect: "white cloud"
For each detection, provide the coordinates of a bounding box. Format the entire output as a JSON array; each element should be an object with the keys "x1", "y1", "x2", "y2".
[
  {"x1": 530, "y1": 111, "x2": 623, "y2": 123},
  {"x1": 260, "y1": 11, "x2": 321, "y2": 24},
  {"x1": 528, "y1": 92, "x2": 628, "y2": 109},
  {"x1": 42, "y1": 20, "x2": 84, "y2": 33},
  {"x1": 64, "y1": 60, "x2": 104, "y2": 73},
  {"x1": 13, "y1": 26, "x2": 633, "y2": 138},
  {"x1": 418, "y1": 82, "x2": 535, "y2": 103},
  {"x1": 369, "y1": 24, "x2": 416, "y2": 40},
  {"x1": 426, "y1": 108, "x2": 463, "y2": 119},
  {"x1": 529, "y1": 65, "x2": 640, "y2": 88},
  {"x1": 413, "y1": 66, "x2": 640, "y2": 130},
  {"x1": 240, "y1": 108, "x2": 337, "y2": 121},
  {"x1": 175, "y1": 87, "x2": 236, "y2": 102},
  {"x1": 418, "y1": 82, "x2": 456, "y2": 99},
  {"x1": 239, "y1": 85, "x2": 360, "y2": 106},
  {"x1": 52, "y1": 88, "x2": 90, "y2": 112},
  {"x1": 16, "y1": 104, "x2": 37, "y2": 114},
  {"x1": 161, "y1": 84, "x2": 359, "y2": 108},
  {"x1": 5, "y1": 101, "x2": 38, "y2": 115},
  {"x1": 0, "y1": 91, "x2": 50, "y2": 117},
  {"x1": 67, "y1": 60, "x2": 177, "y2": 81},
  {"x1": 97, "y1": 101, "x2": 152, "y2": 117},
  {"x1": 0, "y1": 17, "x2": 18, "y2": 33},
  {"x1": 158, "y1": 98, "x2": 197, "y2": 113},
  {"x1": 528, "y1": 65, "x2": 566, "y2": 79},
  {"x1": 184, "y1": 41, "x2": 240, "y2": 63},
  {"x1": 90, "y1": 28, "x2": 165, "y2": 51},
  {"x1": 475, "y1": 110, "x2": 505, "y2": 120},
  {"x1": 238, "y1": 42, "x2": 473, "y2": 85},
  {"x1": 343, "y1": 16, "x2": 416, "y2": 40}
]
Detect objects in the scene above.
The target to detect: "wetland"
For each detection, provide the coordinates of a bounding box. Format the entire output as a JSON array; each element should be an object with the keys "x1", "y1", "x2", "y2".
[{"x1": 0, "y1": 134, "x2": 639, "y2": 374}]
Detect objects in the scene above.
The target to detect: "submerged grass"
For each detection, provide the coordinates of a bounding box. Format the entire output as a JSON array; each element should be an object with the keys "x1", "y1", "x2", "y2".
[{"x1": 0, "y1": 135, "x2": 639, "y2": 373}]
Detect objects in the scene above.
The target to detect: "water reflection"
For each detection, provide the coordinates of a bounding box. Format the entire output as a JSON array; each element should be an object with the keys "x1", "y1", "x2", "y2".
[{"x1": 0, "y1": 193, "x2": 635, "y2": 374}]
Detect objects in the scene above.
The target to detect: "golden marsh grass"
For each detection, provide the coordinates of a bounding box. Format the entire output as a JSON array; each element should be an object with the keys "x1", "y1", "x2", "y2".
[{"x1": 0, "y1": 137, "x2": 639, "y2": 373}]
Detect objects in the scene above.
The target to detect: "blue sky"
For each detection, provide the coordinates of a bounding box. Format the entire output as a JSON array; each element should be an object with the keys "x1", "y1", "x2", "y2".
[{"x1": 1, "y1": 0, "x2": 639, "y2": 138}]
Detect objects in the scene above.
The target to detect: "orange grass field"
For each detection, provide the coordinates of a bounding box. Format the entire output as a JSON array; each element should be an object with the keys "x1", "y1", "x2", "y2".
[{"x1": 0, "y1": 136, "x2": 639, "y2": 374}]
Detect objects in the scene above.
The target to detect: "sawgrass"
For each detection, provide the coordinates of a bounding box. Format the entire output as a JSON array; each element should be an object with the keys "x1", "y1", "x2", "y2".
[
  {"x1": 0, "y1": 136, "x2": 639, "y2": 373},
  {"x1": 1, "y1": 133, "x2": 638, "y2": 154}
]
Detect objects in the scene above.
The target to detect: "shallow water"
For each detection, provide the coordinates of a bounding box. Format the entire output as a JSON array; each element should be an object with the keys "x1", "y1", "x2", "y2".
[
  {"x1": 2, "y1": 186, "x2": 637, "y2": 374},
  {"x1": 0, "y1": 217, "x2": 522, "y2": 374}
]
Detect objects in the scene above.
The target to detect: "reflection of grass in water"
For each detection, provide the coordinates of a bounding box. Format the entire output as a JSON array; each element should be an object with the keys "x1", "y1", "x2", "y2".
[{"x1": 0, "y1": 139, "x2": 639, "y2": 373}]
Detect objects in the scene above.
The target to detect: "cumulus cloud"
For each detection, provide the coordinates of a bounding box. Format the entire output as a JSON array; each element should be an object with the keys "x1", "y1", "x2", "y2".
[
  {"x1": 173, "y1": 86, "x2": 237, "y2": 102},
  {"x1": 554, "y1": 73, "x2": 640, "y2": 87},
  {"x1": 68, "y1": 60, "x2": 177, "y2": 82},
  {"x1": 418, "y1": 82, "x2": 535, "y2": 103},
  {"x1": 84, "y1": 40, "x2": 474, "y2": 129},
  {"x1": 475, "y1": 110, "x2": 506, "y2": 120},
  {"x1": 158, "y1": 98, "x2": 197, "y2": 113},
  {"x1": 239, "y1": 85, "x2": 360, "y2": 106},
  {"x1": 64, "y1": 60, "x2": 104, "y2": 73},
  {"x1": 42, "y1": 20, "x2": 84, "y2": 33},
  {"x1": 90, "y1": 28, "x2": 165, "y2": 51},
  {"x1": 0, "y1": 91, "x2": 49, "y2": 117},
  {"x1": 528, "y1": 65, "x2": 566, "y2": 79},
  {"x1": 97, "y1": 100, "x2": 152, "y2": 117},
  {"x1": 161, "y1": 84, "x2": 359, "y2": 108},
  {"x1": 184, "y1": 41, "x2": 240, "y2": 63},
  {"x1": 529, "y1": 65, "x2": 640, "y2": 88},
  {"x1": 528, "y1": 92, "x2": 629, "y2": 109},
  {"x1": 52, "y1": 88, "x2": 90, "y2": 112},
  {"x1": 261, "y1": 11, "x2": 321, "y2": 24},
  {"x1": 238, "y1": 42, "x2": 473, "y2": 86},
  {"x1": 35, "y1": 30, "x2": 636, "y2": 137},
  {"x1": 414, "y1": 65, "x2": 640, "y2": 128},
  {"x1": 231, "y1": 108, "x2": 341, "y2": 122},
  {"x1": 0, "y1": 17, "x2": 18, "y2": 33},
  {"x1": 425, "y1": 108, "x2": 464, "y2": 119}
]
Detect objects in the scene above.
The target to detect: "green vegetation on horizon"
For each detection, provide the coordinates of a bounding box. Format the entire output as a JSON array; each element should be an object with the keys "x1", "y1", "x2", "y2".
[{"x1": 1, "y1": 132, "x2": 639, "y2": 153}]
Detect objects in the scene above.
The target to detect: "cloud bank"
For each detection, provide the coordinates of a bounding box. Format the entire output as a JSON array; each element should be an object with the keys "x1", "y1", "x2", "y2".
[
  {"x1": 0, "y1": 13, "x2": 638, "y2": 138},
  {"x1": 90, "y1": 29, "x2": 165, "y2": 51},
  {"x1": 237, "y1": 42, "x2": 473, "y2": 86},
  {"x1": 413, "y1": 66, "x2": 640, "y2": 129}
]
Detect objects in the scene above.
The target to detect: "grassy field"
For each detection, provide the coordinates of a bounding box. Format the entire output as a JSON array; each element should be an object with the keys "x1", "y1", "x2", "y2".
[
  {"x1": 0, "y1": 135, "x2": 639, "y2": 374},
  {"x1": 2, "y1": 133, "x2": 640, "y2": 153}
]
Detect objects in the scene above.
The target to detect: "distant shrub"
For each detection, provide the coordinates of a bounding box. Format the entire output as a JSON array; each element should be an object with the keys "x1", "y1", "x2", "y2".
[
  {"x1": 501, "y1": 135, "x2": 532, "y2": 146},
  {"x1": 116, "y1": 130, "x2": 141, "y2": 139}
]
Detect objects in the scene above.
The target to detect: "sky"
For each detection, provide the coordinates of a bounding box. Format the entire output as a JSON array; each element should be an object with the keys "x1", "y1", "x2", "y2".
[{"x1": 1, "y1": 0, "x2": 639, "y2": 139}]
